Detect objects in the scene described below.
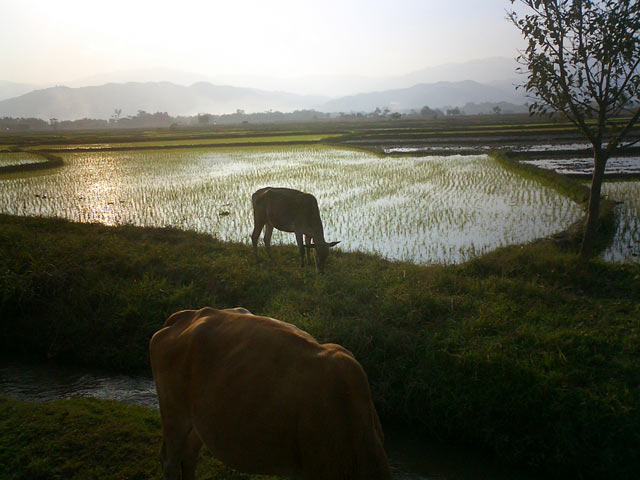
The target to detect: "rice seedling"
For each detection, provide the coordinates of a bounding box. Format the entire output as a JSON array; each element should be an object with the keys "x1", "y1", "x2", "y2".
[
  {"x1": 601, "y1": 181, "x2": 640, "y2": 263},
  {"x1": 0, "y1": 152, "x2": 46, "y2": 167},
  {"x1": 0, "y1": 145, "x2": 584, "y2": 264}
]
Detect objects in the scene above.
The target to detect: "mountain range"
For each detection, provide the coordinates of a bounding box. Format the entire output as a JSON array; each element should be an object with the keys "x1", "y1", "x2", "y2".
[{"x1": 0, "y1": 57, "x2": 527, "y2": 120}]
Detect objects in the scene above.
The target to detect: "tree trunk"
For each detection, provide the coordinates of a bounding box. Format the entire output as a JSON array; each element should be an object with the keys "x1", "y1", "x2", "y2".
[{"x1": 579, "y1": 150, "x2": 608, "y2": 260}]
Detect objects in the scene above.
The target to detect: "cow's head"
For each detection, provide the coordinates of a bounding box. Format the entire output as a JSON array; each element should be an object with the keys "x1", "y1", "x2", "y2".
[{"x1": 308, "y1": 240, "x2": 340, "y2": 273}]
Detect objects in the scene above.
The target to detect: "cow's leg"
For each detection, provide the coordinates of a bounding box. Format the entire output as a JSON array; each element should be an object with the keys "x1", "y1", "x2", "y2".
[
  {"x1": 304, "y1": 234, "x2": 312, "y2": 263},
  {"x1": 180, "y1": 429, "x2": 203, "y2": 480},
  {"x1": 159, "y1": 439, "x2": 180, "y2": 480},
  {"x1": 264, "y1": 223, "x2": 274, "y2": 258},
  {"x1": 251, "y1": 220, "x2": 265, "y2": 261},
  {"x1": 158, "y1": 419, "x2": 192, "y2": 480},
  {"x1": 296, "y1": 231, "x2": 305, "y2": 267}
]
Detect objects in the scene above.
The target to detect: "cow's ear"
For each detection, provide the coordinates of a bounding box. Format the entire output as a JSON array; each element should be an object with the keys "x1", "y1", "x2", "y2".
[
  {"x1": 305, "y1": 244, "x2": 316, "y2": 249},
  {"x1": 327, "y1": 241, "x2": 340, "y2": 248}
]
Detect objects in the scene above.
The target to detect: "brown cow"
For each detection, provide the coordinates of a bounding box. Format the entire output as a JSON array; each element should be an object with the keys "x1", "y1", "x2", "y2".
[
  {"x1": 150, "y1": 307, "x2": 391, "y2": 480},
  {"x1": 251, "y1": 187, "x2": 340, "y2": 273}
]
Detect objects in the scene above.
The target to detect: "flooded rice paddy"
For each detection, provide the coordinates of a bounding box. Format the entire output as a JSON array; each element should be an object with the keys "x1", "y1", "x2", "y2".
[
  {"x1": 517, "y1": 155, "x2": 639, "y2": 263},
  {"x1": 384, "y1": 142, "x2": 594, "y2": 154},
  {"x1": 0, "y1": 146, "x2": 586, "y2": 264},
  {"x1": 601, "y1": 181, "x2": 640, "y2": 262},
  {"x1": 522, "y1": 156, "x2": 640, "y2": 175}
]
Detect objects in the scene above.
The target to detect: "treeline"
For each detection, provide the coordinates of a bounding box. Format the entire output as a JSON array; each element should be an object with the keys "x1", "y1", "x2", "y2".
[
  {"x1": 1, "y1": 109, "x2": 334, "y2": 132},
  {"x1": 0, "y1": 103, "x2": 500, "y2": 132}
]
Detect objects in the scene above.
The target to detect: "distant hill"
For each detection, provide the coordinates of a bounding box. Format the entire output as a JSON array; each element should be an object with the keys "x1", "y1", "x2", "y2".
[
  {"x1": 0, "y1": 57, "x2": 529, "y2": 119},
  {"x1": 0, "y1": 80, "x2": 37, "y2": 102},
  {"x1": 319, "y1": 80, "x2": 526, "y2": 113},
  {"x1": 392, "y1": 57, "x2": 520, "y2": 89},
  {"x1": 0, "y1": 82, "x2": 328, "y2": 120}
]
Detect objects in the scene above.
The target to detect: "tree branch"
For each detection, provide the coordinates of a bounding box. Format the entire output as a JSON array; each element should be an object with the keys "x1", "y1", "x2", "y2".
[{"x1": 607, "y1": 107, "x2": 640, "y2": 156}]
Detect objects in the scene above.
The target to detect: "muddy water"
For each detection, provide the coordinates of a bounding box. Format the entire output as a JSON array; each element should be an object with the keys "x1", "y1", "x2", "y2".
[{"x1": 0, "y1": 361, "x2": 543, "y2": 480}]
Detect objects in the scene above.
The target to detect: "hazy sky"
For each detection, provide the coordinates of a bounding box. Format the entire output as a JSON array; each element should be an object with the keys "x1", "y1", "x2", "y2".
[{"x1": 1, "y1": 0, "x2": 525, "y2": 85}]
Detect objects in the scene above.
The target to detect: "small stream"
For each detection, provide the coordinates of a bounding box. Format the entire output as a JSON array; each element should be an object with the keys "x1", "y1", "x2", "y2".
[{"x1": 0, "y1": 361, "x2": 542, "y2": 480}]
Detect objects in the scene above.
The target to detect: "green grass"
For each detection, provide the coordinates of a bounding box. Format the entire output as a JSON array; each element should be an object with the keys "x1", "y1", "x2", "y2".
[
  {"x1": 0, "y1": 126, "x2": 347, "y2": 148},
  {"x1": 21, "y1": 134, "x2": 340, "y2": 152},
  {"x1": 1, "y1": 214, "x2": 639, "y2": 479},
  {"x1": 0, "y1": 396, "x2": 277, "y2": 480},
  {"x1": 0, "y1": 152, "x2": 63, "y2": 175},
  {"x1": 3, "y1": 115, "x2": 636, "y2": 150}
]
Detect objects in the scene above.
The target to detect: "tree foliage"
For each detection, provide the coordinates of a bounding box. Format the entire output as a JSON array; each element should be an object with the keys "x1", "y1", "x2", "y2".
[{"x1": 509, "y1": 0, "x2": 640, "y2": 146}]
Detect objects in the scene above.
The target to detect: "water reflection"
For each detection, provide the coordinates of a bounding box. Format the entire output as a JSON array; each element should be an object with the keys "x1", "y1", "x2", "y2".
[
  {"x1": 602, "y1": 181, "x2": 640, "y2": 262},
  {"x1": 522, "y1": 156, "x2": 640, "y2": 175},
  {"x1": 0, "y1": 361, "x2": 156, "y2": 407},
  {"x1": 76, "y1": 154, "x2": 126, "y2": 226}
]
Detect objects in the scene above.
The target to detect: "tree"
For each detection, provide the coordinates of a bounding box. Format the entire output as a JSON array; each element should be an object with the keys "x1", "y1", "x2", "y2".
[
  {"x1": 508, "y1": 0, "x2": 640, "y2": 259},
  {"x1": 198, "y1": 113, "x2": 211, "y2": 124},
  {"x1": 110, "y1": 108, "x2": 122, "y2": 123},
  {"x1": 420, "y1": 105, "x2": 437, "y2": 117}
]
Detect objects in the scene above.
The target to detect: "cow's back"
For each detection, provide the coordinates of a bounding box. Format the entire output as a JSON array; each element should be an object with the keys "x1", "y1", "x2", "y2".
[{"x1": 252, "y1": 187, "x2": 321, "y2": 234}]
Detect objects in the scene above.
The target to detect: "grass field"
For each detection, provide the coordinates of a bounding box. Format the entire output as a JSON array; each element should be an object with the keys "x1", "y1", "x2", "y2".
[
  {"x1": 3, "y1": 114, "x2": 637, "y2": 150},
  {"x1": 0, "y1": 396, "x2": 276, "y2": 480},
  {"x1": 0, "y1": 212, "x2": 638, "y2": 479},
  {"x1": 0, "y1": 152, "x2": 45, "y2": 167}
]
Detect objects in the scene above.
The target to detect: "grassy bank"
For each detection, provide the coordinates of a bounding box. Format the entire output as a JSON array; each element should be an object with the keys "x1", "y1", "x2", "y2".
[
  {"x1": 0, "y1": 395, "x2": 275, "y2": 479},
  {"x1": 0, "y1": 152, "x2": 63, "y2": 175},
  {"x1": 1, "y1": 214, "x2": 639, "y2": 478}
]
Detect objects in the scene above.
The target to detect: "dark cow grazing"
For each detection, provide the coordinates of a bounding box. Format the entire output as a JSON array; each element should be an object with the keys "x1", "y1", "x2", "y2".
[
  {"x1": 251, "y1": 187, "x2": 340, "y2": 273},
  {"x1": 150, "y1": 307, "x2": 391, "y2": 480}
]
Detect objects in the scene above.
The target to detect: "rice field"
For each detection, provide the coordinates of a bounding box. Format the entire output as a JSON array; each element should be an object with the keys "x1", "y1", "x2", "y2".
[
  {"x1": 522, "y1": 156, "x2": 640, "y2": 175},
  {"x1": 0, "y1": 152, "x2": 46, "y2": 167},
  {"x1": 0, "y1": 145, "x2": 585, "y2": 264},
  {"x1": 601, "y1": 181, "x2": 640, "y2": 263},
  {"x1": 21, "y1": 134, "x2": 340, "y2": 151}
]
